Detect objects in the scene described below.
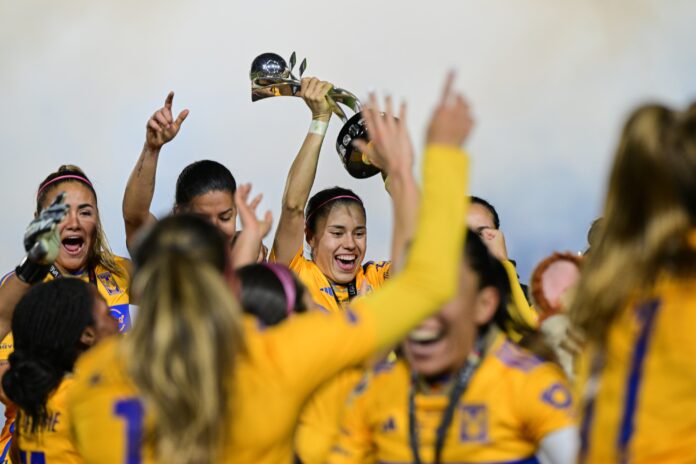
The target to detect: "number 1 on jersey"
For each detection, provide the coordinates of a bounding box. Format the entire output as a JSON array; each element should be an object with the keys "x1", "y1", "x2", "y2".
[{"x1": 114, "y1": 398, "x2": 144, "y2": 464}]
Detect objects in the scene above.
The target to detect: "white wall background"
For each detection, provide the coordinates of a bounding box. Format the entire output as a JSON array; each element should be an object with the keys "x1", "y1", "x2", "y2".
[{"x1": 1, "y1": 0, "x2": 695, "y2": 283}]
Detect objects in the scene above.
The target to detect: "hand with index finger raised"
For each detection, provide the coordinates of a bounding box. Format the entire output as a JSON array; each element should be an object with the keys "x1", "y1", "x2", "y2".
[{"x1": 145, "y1": 91, "x2": 190, "y2": 150}]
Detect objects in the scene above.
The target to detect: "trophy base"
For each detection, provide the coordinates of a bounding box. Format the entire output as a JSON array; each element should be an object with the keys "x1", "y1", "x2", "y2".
[{"x1": 336, "y1": 112, "x2": 381, "y2": 179}]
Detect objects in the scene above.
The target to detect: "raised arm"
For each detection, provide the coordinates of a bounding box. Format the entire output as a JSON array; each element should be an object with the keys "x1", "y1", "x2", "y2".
[
  {"x1": 356, "y1": 94, "x2": 419, "y2": 271},
  {"x1": 123, "y1": 91, "x2": 189, "y2": 253},
  {"x1": 271, "y1": 73, "x2": 475, "y2": 386},
  {"x1": 270, "y1": 78, "x2": 333, "y2": 265},
  {"x1": 0, "y1": 195, "x2": 67, "y2": 342},
  {"x1": 230, "y1": 184, "x2": 273, "y2": 268}
]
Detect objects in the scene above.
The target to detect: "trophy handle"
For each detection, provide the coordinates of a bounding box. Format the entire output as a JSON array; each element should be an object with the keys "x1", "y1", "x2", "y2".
[
  {"x1": 329, "y1": 87, "x2": 362, "y2": 116},
  {"x1": 251, "y1": 78, "x2": 302, "y2": 102}
]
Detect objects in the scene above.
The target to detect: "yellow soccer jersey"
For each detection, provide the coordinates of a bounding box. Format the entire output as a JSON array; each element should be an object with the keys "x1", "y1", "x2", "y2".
[
  {"x1": 578, "y1": 276, "x2": 696, "y2": 463},
  {"x1": 0, "y1": 256, "x2": 132, "y2": 341},
  {"x1": 270, "y1": 248, "x2": 391, "y2": 313},
  {"x1": 68, "y1": 145, "x2": 470, "y2": 464},
  {"x1": 0, "y1": 257, "x2": 131, "y2": 462},
  {"x1": 295, "y1": 368, "x2": 365, "y2": 464},
  {"x1": 0, "y1": 405, "x2": 16, "y2": 464},
  {"x1": 16, "y1": 376, "x2": 81, "y2": 464},
  {"x1": 328, "y1": 334, "x2": 576, "y2": 464}
]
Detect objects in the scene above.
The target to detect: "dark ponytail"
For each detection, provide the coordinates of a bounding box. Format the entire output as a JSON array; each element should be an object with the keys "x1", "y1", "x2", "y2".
[
  {"x1": 237, "y1": 264, "x2": 308, "y2": 326},
  {"x1": 464, "y1": 230, "x2": 557, "y2": 362},
  {"x1": 2, "y1": 279, "x2": 95, "y2": 432}
]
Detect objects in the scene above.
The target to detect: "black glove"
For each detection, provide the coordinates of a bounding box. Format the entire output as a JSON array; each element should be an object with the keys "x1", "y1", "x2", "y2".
[{"x1": 16, "y1": 193, "x2": 69, "y2": 284}]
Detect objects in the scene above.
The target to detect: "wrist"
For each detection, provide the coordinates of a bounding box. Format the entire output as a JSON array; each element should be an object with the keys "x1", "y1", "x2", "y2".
[
  {"x1": 308, "y1": 119, "x2": 329, "y2": 137},
  {"x1": 143, "y1": 142, "x2": 162, "y2": 156},
  {"x1": 311, "y1": 113, "x2": 331, "y2": 123},
  {"x1": 15, "y1": 256, "x2": 50, "y2": 284}
]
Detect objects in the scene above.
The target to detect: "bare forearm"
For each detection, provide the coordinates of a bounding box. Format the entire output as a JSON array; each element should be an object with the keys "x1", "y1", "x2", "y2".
[
  {"x1": 386, "y1": 166, "x2": 420, "y2": 272},
  {"x1": 282, "y1": 131, "x2": 325, "y2": 212},
  {"x1": 0, "y1": 275, "x2": 31, "y2": 342},
  {"x1": 123, "y1": 144, "x2": 160, "y2": 238},
  {"x1": 272, "y1": 126, "x2": 327, "y2": 264}
]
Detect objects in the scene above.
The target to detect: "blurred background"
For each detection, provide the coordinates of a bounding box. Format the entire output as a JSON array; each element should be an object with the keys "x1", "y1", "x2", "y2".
[{"x1": 1, "y1": 0, "x2": 695, "y2": 283}]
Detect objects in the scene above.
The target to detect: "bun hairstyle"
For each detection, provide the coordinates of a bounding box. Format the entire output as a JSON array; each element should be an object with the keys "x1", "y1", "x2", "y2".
[
  {"x1": 237, "y1": 263, "x2": 308, "y2": 326},
  {"x1": 35, "y1": 165, "x2": 123, "y2": 277},
  {"x1": 305, "y1": 186, "x2": 365, "y2": 237},
  {"x1": 2, "y1": 279, "x2": 95, "y2": 433},
  {"x1": 175, "y1": 160, "x2": 237, "y2": 209},
  {"x1": 123, "y1": 214, "x2": 244, "y2": 464}
]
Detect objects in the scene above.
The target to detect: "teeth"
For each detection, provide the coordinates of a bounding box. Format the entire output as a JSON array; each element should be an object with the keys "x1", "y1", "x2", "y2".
[{"x1": 409, "y1": 327, "x2": 442, "y2": 343}]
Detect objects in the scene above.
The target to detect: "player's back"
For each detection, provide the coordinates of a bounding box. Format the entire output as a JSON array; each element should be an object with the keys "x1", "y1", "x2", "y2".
[
  {"x1": 579, "y1": 276, "x2": 696, "y2": 463},
  {"x1": 17, "y1": 377, "x2": 82, "y2": 464}
]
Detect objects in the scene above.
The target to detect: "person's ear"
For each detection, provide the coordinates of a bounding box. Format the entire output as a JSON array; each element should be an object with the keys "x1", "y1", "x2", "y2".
[
  {"x1": 474, "y1": 286, "x2": 500, "y2": 326},
  {"x1": 80, "y1": 326, "x2": 97, "y2": 347}
]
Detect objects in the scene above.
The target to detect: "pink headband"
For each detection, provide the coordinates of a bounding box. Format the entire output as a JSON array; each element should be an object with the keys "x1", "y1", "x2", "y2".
[
  {"x1": 305, "y1": 195, "x2": 363, "y2": 223},
  {"x1": 37, "y1": 174, "x2": 94, "y2": 199},
  {"x1": 263, "y1": 263, "x2": 297, "y2": 315}
]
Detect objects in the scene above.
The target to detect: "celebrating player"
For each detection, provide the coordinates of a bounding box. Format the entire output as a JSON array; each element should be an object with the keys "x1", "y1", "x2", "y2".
[
  {"x1": 2, "y1": 279, "x2": 118, "y2": 463},
  {"x1": 571, "y1": 103, "x2": 696, "y2": 462},
  {"x1": 269, "y1": 76, "x2": 418, "y2": 313},
  {"x1": 327, "y1": 230, "x2": 577, "y2": 464}
]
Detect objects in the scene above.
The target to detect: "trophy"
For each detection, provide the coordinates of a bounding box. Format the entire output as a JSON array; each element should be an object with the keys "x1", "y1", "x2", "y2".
[{"x1": 250, "y1": 52, "x2": 380, "y2": 179}]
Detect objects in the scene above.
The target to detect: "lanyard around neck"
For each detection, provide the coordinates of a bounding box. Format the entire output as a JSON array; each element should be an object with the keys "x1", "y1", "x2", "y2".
[
  {"x1": 408, "y1": 336, "x2": 487, "y2": 464},
  {"x1": 49, "y1": 264, "x2": 97, "y2": 286}
]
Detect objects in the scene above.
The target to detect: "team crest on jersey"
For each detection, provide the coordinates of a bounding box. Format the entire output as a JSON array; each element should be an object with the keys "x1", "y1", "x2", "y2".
[
  {"x1": 541, "y1": 383, "x2": 572, "y2": 409},
  {"x1": 459, "y1": 404, "x2": 488, "y2": 442},
  {"x1": 98, "y1": 272, "x2": 122, "y2": 296},
  {"x1": 110, "y1": 304, "x2": 132, "y2": 332},
  {"x1": 381, "y1": 416, "x2": 397, "y2": 432}
]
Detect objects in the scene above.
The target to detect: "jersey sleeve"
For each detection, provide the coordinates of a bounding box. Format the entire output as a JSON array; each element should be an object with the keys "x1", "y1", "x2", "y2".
[
  {"x1": 261, "y1": 145, "x2": 469, "y2": 397},
  {"x1": 518, "y1": 363, "x2": 577, "y2": 444},
  {"x1": 502, "y1": 260, "x2": 539, "y2": 331},
  {"x1": 363, "y1": 261, "x2": 392, "y2": 286},
  {"x1": 326, "y1": 379, "x2": 376, "y2": 464},
  {"x1": 295, "y1": 369, "x2": 364, "y2": 464}
]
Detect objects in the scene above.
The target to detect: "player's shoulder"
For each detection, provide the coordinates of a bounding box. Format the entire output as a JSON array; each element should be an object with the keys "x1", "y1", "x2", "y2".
[
  {"x1": 74, "y1": 336, "x2": 121, "y2": 382},
  {"x1": 492, "y1": 337, "x2": 545, "y2": 373}
]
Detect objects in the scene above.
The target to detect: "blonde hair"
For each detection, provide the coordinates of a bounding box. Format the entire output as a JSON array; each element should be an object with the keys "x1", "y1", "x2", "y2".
[
  {"x1": 570, "y1": 104, "x2": 696, "y2": 346},
  {"x1": 37, "y1": 164, "x2": 124, "y2": 277},
  {"x1": 121, "y1": 215, "x2": 244, "y2": 464}
]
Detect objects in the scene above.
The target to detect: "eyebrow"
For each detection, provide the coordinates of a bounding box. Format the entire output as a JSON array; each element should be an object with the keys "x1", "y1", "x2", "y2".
[
  {"x1": 77, "y1": 204, "x2": 94, "y2": 210},
  {"x1": 219, "y1": 209, "x2": 234, "y2": 216}
]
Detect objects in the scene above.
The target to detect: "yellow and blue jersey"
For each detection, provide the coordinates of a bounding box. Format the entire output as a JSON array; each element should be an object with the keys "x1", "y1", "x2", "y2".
[
  {"x1": 328, "y1": 334, "x2": 576, "y2": 464},
  {"x1": 0, "y1": 256, "x2": 132, "y2": 337},
  {"x1": 578, "y1": 276, "x2": 696, "y2": 463},
  {"x1": 270, "y1": 248, "x2": 391, "y2": 313},
  {"x1": 0, "y1": 405, "x2": 16, "y2": 464},
  {"x1": 0, "y1": 256, "x2": 131, "y2": 463},
  {"x1": 14, "y1": 377, "x2": 82, "y2": 464}
]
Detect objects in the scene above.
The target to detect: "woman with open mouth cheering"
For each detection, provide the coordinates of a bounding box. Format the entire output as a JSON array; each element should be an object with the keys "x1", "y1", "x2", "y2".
[{"x1": 268, "y1": 76, "x2": 418, "y2": 313}]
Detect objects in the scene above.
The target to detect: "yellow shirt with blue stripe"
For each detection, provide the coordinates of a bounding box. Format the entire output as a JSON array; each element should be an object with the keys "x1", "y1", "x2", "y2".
[
  {"x1": 578, "y1": 275, "x2": 696, "y2": 463},
  {"x1": 328, "y1": 334, "x2": 576, "y2": 464},
  {"x1": 15, "y1": 377, "x2": 82, "y2": 464},
  {"x1": 66, "y1": 145, "x2": 470, "y2": 464}
]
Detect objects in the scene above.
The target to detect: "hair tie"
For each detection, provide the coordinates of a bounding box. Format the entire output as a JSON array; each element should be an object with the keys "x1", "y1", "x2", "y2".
[
  {"x1": 262, "y1": 263, "x2": 297, "y2": 315},
  {"x1": 305, "y1": 195, "x2": 362, "y2": 224},
  {"x1": 37, "y1": 174, "x2": 94, "y2": 199}
]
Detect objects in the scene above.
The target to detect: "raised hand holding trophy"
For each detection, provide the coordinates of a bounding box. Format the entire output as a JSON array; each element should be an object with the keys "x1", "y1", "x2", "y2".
[{"x1": 250, "y1": 52, "x2": 380, "y2": 179}]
